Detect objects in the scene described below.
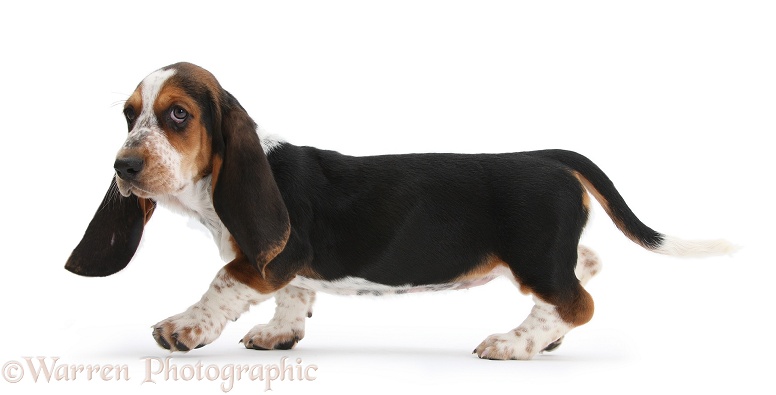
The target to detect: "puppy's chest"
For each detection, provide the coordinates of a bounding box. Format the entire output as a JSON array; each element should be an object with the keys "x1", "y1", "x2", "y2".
[
  {"x1": 157, "y1": 178, "x2": 237, "y2": 262},
  {"x1": 289, "y1": 268, "x2": 508, "y2": 296}
]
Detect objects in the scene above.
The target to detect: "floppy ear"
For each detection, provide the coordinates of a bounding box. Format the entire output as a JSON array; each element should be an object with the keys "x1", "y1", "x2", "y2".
[
  {"x1": 211, "y1": 91, "x2": 290, "y2": 275},
  {"x1": 65, "y1": 178, "x2": 156, "y2": 277}
]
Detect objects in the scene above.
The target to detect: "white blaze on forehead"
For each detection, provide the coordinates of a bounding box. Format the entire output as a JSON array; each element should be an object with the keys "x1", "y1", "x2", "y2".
[
  {"x1": 124, "y1": 67, "x2": 178, "y2": 149},
  {"x1": 137, "y1": 67, "x2": 177, "y2": 125}
]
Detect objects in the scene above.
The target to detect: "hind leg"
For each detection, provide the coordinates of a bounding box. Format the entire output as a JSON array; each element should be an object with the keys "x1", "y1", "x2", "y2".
[
  {"x1": 474, "y1": 245, "x2": 601, "y2": 360},
  {"x1": 574, "y1": 245, "x2": 602, "y2": 287},
  {"x1": 542, "y1": 245, "x2": 602, "y2": 352}
]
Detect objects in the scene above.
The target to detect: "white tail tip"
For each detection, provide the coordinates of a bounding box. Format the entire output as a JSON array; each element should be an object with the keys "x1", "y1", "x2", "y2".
[{"x1": 655, "y1": 236, "x2": 740, "y2": 258}]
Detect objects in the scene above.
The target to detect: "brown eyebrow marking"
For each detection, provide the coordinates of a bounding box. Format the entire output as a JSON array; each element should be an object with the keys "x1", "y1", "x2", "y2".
[{"x1": 153, "y1": 82, "x2": 214, "y2": 180}]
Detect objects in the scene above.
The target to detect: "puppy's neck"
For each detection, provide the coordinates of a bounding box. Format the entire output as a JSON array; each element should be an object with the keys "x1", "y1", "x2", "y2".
[{"x1": 155, "y1": 176, "x2": 236, "y2": 262}]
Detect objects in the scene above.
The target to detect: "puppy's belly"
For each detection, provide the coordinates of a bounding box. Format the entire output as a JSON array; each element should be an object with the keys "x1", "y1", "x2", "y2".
[{"x1": 288, "y1": 267, "x2": 511, "y2": 296}]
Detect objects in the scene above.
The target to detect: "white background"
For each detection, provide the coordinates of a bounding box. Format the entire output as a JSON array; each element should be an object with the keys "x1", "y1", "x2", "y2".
[{"x1": 1, "y1": 1, "x2": 773, "y2": 394}]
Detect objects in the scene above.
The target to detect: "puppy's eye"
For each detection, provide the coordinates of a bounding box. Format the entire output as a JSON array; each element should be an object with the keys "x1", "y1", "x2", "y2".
[
  {"x1": 171, "y1": 106, "x2": 188, "y2": 123},
  {"x1": 124, "y1": 107, "x2": 136, "y2": 122}
]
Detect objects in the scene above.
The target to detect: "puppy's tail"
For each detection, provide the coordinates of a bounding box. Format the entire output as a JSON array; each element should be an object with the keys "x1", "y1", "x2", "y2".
[{"x1": 530, "y1": 149, "x2": 737, "y2": 258}]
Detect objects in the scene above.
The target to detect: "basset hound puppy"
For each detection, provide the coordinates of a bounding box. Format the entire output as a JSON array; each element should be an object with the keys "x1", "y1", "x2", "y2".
[{"x1": 65, "y1": 62, "x2": 735, "y2": 360}]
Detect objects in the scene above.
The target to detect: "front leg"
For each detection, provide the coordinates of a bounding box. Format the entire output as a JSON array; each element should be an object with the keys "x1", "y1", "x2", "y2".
[
  {"x1": 152, "y1": 257, "x2": 282, "y2": 352},
  {"x1": 241, "y1": 285, "x2": 316, "y2": 350}
]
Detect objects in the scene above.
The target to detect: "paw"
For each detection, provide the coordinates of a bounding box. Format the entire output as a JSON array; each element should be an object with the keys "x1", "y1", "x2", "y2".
[
  {"x1": 241, "y1": 323, "x2": 304, "y2": 350},
  {"x1": 474, "y1": 331, "x2": 545, "y2": 360},
  {"x1": 153, "y1": 308, "x2": 224, "y2": 352}
]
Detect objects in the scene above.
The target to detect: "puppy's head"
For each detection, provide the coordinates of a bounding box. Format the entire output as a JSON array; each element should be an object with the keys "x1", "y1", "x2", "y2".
[
  {"x1": 66, "y1": 63, "x2": 290, "y2": 277},
  {"x1": 115, "y1": 63, "x2": 217, "y2": 199}
]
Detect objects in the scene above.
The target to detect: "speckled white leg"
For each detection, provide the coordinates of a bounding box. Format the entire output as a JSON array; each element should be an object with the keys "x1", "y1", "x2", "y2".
[
  {"x1": 541, "y1": 245, "x2": 602, "y2": 352},
  {"x1": 475, "y1": 245, "x2": 602, "y2": 360},
  {"x1": 475, "y1": 297, "x2": 573, "y2": 360},
  {"x1": 153, "y1": 268, "x2": 273, "y2": 352},
  {"x1": 242, "y1": 285, "x2": 316, "y2": 350}
]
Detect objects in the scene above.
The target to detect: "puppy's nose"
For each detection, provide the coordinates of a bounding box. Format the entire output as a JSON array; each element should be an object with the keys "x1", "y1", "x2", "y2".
[{"x1": 114, "y1": 156, "x2": 144, "y2": 181}]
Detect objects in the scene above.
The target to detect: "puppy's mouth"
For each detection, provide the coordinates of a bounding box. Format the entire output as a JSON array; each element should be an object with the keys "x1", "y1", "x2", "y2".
[
  {"x1": 116, "y1": 177, "x2": 155, "y2": 198},
  {"x1": 115, "y1": 176, "x2": 187, "y2": 199}
]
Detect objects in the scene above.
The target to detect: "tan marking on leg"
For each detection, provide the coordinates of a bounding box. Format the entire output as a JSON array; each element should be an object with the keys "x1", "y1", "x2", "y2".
[
  {"x1": 224, "y1": 256, "x2": 292, "y2": 294},
  {"x1": 549, "y1": 286, "x2": 595, "y2": 327}
]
